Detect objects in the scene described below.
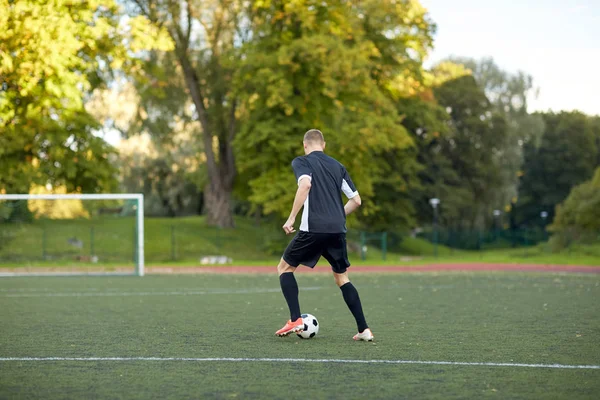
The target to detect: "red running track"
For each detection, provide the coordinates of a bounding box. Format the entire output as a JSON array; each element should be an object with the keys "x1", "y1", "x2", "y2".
[{"x1": 147, "y1": 263, "x2": 600, "y2": 275}]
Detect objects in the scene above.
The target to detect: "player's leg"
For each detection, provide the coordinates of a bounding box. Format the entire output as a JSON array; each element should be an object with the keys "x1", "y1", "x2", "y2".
[
  {"x1": 277, "y1": 258, "x2": 302, "y2": 324},
  {"x1": 332, "y1": 271, "x2": 373, "y2": 341},
  {"x1": 275, "y1": 233, "x2": 322, "y2": 337},
  {"x1": 323, "y1": 234, "x2": 374, "y2": 341}
]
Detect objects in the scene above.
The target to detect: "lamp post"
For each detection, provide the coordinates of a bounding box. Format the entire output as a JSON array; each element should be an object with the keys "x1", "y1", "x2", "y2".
[
  {"x1": 430, "y1": 198, "x2": 440, "y2": 258},
  {"x1": 493, "y1": 209, "x2": 501, "y2": 241},
  {"x1": 541, "y1": 211, "x2": 548, "y2": 241}
]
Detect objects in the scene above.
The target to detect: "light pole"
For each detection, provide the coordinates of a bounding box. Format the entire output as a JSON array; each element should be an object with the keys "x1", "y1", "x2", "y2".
[
  {"x1": 493, "y1": 209, "x2": 501, "y2": 241},
  {"x1": 541, "y1": 211, "x2": 548, "y2": 241},
  {"x1": 430, "y1": 198, "x2": 440, "y2": 258}
]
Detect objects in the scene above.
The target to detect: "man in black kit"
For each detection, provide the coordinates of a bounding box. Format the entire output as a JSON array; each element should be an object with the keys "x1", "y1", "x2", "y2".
[{"x1": 275, "y1": 129, "x2": 374, "y2": 341}]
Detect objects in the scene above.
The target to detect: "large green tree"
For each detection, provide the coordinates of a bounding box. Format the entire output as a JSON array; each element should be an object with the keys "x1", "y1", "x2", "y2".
[
  {"x1": 1, "y1": 0, "x2": 118, "y2": 194},
  {"x1": 396, "y1": 95, "x2": 469, "y2": 228},
  {"x1": 88, "y1": 55, "x2": 207, "y2": 217},
  {"x1": 126, "y1": 0, "x2": 247, "y2": 227},
  {"x1": 234, "y1": 0, "x2": 434, "y2": 227},
  {"x1": 393, "y1": 62, "x2": 473, "y2": 228},
  {"x1": 516, "y1": 111, "x2": 598, "y2": 227},
  {"x1": 0, "y1": 0, "x2": 170, "y2": 197},
  {"x1": 431, "y1": 74, "x2": 509, "y2": 229},
  {"x1": 446, "y1": 57, "x2": 544, "y2": 212}
]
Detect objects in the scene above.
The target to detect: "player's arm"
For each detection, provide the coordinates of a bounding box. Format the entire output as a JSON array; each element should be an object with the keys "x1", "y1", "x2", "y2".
[
  {"x1": 283, "y1": 177, "x2": 311, "y2": 234},
  {"x1": 341, "y1": 167, "x2": 361, "y2": 216},
  {"x1": 283, "y1": 158, "x2": 312, "y2": 234},
  {"x1": 344, "y1": 194, "x2": 362, "y2": 216}
]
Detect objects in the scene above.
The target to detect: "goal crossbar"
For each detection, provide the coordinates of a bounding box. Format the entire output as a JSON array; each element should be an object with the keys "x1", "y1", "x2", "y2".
[{"x1": 0, "y1": 193, "x2": 145, "y2": 277}]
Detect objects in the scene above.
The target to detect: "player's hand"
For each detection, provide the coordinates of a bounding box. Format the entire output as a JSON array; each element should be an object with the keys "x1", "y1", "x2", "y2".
[{"x1": 282, "y1": 218, "x2": 296, "y2": 235}]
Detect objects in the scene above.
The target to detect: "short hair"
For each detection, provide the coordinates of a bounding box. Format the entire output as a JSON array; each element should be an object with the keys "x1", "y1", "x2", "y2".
[{"x1": 303, "y1": 129, "x2": 325, "y2": 144}]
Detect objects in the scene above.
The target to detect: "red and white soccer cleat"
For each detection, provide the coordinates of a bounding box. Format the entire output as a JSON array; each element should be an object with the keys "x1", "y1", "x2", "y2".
[{"x1": 275, "y1": 318, "x2": 304, "y2": 337}]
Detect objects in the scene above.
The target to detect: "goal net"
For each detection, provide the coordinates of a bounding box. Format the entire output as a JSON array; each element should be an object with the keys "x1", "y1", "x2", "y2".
[{"x1": 0, "y1": 194, "x2": 144, "y2": 276}]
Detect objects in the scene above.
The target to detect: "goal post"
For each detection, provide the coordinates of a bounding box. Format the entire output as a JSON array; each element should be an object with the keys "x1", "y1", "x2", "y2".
[{"x1": 0, "y1": 193, "x2": 144, "y2": 277}]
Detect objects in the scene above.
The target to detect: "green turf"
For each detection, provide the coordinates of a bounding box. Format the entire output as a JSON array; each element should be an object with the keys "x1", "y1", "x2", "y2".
[{"x1": 1, "y1": 272, "x2": 599, "y2": 399}]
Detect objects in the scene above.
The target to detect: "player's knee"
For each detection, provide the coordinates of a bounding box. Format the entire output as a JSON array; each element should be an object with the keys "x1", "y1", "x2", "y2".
[
  {"x1": 277, "y1": 259, "x2": 296, "y2": 275},
  {"x1": 333, "y1": 272, "x2": 350, "y2": 287}
]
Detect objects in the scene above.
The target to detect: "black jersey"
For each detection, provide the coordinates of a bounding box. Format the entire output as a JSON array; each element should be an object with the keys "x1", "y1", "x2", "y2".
[{"x1": 291, "y1": 151, "x2": 359, "y2": 233}]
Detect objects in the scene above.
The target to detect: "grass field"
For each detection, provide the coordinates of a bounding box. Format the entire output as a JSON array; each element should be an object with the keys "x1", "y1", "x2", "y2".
[
  {"x1": 1, "y1": 271, "x2": 599, "y2": 399},
  {"x1": 1, "y1": 216, "x2": 599, "y2": 268}
]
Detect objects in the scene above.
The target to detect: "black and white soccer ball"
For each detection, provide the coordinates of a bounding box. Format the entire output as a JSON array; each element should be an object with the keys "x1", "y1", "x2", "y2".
[{"x1": 297, "y1": 313, "x2": 319, "y2": 339}]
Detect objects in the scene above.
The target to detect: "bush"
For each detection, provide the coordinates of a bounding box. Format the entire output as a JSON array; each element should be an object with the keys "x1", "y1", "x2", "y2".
[{"x1": 549, "y1": 167, "x2": 600, "y2": 249}]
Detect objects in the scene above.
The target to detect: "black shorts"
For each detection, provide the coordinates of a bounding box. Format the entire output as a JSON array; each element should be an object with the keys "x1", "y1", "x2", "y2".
[{"x1": 282, "y1": 232, "x2": 350, "y2": 273}]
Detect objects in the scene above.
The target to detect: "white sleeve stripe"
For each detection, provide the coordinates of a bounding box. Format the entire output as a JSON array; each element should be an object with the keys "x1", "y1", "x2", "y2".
[
  {"x1": 297, "y1": 175, "x2": 312, "y2": 185},
  {"x1": 341, "y1": 179, "x2": 358, "y2": 199}
]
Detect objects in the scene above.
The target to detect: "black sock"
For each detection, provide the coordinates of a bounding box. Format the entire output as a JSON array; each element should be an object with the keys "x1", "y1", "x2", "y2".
[
  {"x1": 340, "y1": 282, "x2": 368, "y2": 332},
  {"x1": 279, "y1": 272, "x2": 301, "y2": 321}
]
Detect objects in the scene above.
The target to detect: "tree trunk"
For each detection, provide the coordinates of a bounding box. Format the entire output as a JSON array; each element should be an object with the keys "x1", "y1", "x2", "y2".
[
  {"x1": 175, "y1": 50, "x2": 237, "y2": 228},
  {"x1": 204, "y1": 181, "x2": 235, "y2": 228}
]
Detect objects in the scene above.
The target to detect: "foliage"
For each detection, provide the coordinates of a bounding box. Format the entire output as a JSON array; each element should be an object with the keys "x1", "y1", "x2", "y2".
[
  {"x1": 592, "y1": 116, "x2": 600, "y2": 167},
  {"x1": 0, "y1": 0, "x2": 171, "y2": 198},
  {"x1": 395, "y1": 62, "x2": 472, "y2": 228},
  {"x1": 125, "y1": 0, "x2": 248, "y2": 227},
  {"x1": 445, "y1": 57, "x2": 545, "y2": 212},
  {"x1": 549, "y1": 167, "x2": 600, "y2": 248},
  {"x1": 429, "y1": 75, "x2": 508, "y2": 229},
  {"x1": 516, "y1": 112, "x2": 598, "y2": 227},
  {"x1": 356, "y1": 62, "x2": 470, "y2": 231},
  {"x1": 27, "y1": 185, "x2": 90, "y2": 219},
  {"x1": 118, "y1": 133, "x2": 204, "y2": 216},
  {"x1": 235, "y1": 0, "x2": 435, "y2": 226}
]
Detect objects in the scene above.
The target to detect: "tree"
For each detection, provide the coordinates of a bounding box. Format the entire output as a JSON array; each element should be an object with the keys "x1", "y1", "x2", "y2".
[
  {"x1": 392, "y1": 62, "x2": 473, "y2": 228},
  {"x1": 549, "y1": 167, "x2": 600, "y2": 248},
  {"x1": 592, "y1": 116, "x2": 600, "y2": 167},
  {"x1": 0, "y1": 0, "x2": 121, "y2": 195},
  {"x1": 516, "y1": 112, "x2": 598, "y2": 227},
  {"x1": 446, "y1": 57, "x2": 545, "y2": 212},
  {"x1": 234, "y1": 0, "x2": 435, "y2": 227},
  {"x1": 431, "y1": 75, "x2": 509, "y2": 229},
  {"x1": 118, "y1": 132, "x2": 204, "y2": 216},
  {"x1": 0, "y1": 0, "x2": 170, "y2": 198},
  {"x1": 126, "y1": 0, "x2": 247, "y2": 227},
  {"x1": 396, "y1": 96, "x2": 468, "y2": 228},
  {"x1": 88, "y1": 58, "x2": 207, "y2": 217}
]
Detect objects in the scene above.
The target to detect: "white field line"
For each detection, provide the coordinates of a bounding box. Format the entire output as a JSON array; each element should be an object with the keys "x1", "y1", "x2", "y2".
[
  {"x1": 0, "y1": 287, "x2": 268, "y2": 292},
  {"x1": 0, "y1": 357, "x2": 598, "y2": 370},
  {"x1": 0, "y1": 287, "x2": 324, "y2": 298},
  {"x1": 0, "y1": 272, "x2": 136, "y2": 278},
  {"x1": 0, "y1": 287, "x2": 282, "y2": 292}
]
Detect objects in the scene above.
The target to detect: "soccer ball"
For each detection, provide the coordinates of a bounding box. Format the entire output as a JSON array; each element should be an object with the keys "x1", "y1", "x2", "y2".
[{"x1": 297, "y1": 313, "x2": 319, "y2": 339}]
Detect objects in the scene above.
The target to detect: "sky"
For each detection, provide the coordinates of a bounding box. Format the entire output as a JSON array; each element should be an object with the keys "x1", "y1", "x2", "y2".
[{"x1": 422, "y1": 0, "x2": 600, "y2": 116}]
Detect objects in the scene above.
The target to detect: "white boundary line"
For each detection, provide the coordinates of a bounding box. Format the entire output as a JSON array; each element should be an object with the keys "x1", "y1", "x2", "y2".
[
  {"x1": 0, "y1": 194, "x2": 142, "y2": 200},
  {"x1": 0, "y1": 357, "x2": 598, "y2": 370},
  {"x1": 0, "y1": 272, "x2": 137, "y2": 278},
  {"x1": 0, "y1": 286, "x2": 324, "y2": 298}
]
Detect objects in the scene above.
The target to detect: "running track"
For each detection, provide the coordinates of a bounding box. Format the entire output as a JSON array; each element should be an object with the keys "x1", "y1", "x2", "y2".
[
  {"x1": 148, "y1": 263, "x2": 600, "y2": 274},
  {"x1": 1, "y1": 263, "x2": 599, "y2": 276}
]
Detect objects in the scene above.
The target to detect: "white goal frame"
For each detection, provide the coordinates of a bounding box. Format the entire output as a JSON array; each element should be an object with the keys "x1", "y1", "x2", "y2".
[{"x1": 0, "y1": 194, "x2": 145, "y2": 277}]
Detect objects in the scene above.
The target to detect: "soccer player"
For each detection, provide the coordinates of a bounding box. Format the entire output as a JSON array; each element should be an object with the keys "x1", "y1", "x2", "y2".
[{"x1": 275, "y1": 129, "x2": 374, "y2": 341}]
